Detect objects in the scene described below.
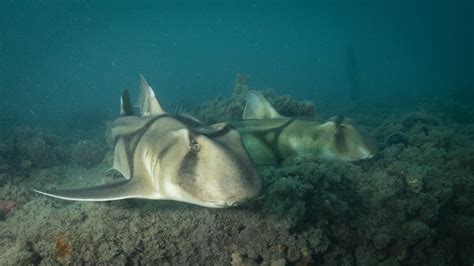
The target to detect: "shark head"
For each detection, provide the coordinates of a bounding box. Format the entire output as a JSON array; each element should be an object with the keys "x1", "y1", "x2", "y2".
[
  {"x1": 237, "y1": 90, "x2": 377, "y2": 165},
  {"x1": 315, "y1": 116, "x2": 377, "y2": 161},
  {"x1": 35, "y1": 74, "x2": 261, "y2": 208},
  {"x1": 146, "y1": 121, "x2": 262, "y2": 207}
]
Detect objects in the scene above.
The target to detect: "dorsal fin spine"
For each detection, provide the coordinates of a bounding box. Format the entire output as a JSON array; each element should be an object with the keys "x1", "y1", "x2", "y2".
[{"x1": 120, "y1": 90, "x2": 135, "y2": 116}]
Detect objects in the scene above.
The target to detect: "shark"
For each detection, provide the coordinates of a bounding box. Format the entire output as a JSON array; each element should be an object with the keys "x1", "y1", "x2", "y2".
[
  {"x1": 34, "y1": 75, "x2": 262, "y2": 208},
  {"x1": 232, "y1": 90, "x2": 377, "y2": 166}
]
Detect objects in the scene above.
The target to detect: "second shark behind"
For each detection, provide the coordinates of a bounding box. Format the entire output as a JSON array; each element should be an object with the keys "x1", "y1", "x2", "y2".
[{"x1": 233, "y1": 91, "x2": 377, "y2": 166}]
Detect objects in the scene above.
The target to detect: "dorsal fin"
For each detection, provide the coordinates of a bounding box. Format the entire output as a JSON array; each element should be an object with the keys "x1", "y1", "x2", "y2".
[
  {"x1": 120, "y1": 90, "x2": 135, "y2": 116},
  {"x1": 243, "y1": 90, "x2": 285, "y2": 120},
  {"x1": 137, "y1": 74, "x2": 165, "y2": 115}
]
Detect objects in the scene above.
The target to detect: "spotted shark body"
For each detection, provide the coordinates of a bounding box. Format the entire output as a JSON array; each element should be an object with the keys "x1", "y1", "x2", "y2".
[
  {"x1": 233, "y1": 91, "x2": 377, "y2": 166},
  {"x1": 35, "y1": 75, "x2": 261, "y2": 208}
]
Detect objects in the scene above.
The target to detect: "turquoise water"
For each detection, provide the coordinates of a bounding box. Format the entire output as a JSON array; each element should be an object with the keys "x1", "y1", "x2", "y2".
[
  {"x1": 0, "y1": 1, "x2": 472, "y2": 265},
  {"x1": 1, "y1": 1, "x2": 472, "y2": 133}
]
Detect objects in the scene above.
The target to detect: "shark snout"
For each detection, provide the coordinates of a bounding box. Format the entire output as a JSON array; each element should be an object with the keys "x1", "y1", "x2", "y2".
[
  {"x1": 221, "y1": 193, "x2": 254, "y2": 207},
  {"x1": 224, "y1": 196, "x2": 245, "y2": 207},
  {"x1": 225, "y1": 174, "x2": 262, "y2": 207}
]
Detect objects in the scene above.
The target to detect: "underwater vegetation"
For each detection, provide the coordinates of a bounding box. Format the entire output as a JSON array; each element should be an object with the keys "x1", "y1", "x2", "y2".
[
  {"x1": 11, "y1": 127, "x2": 69, "y2": 170},
  {"x1": 194, "y1": 88, "x2": 474, "y2": 264},
  {"x1": 192, "y1": 74, "x2": 315, "y2": 124},
  {"x1": 0, "y1": 82, "x2": 472, "y2": 264}
]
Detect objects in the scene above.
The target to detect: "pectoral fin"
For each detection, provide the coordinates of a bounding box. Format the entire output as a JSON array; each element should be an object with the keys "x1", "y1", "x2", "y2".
[{"x1": 34, "y1": 180, "x2": 151, "y2": 201}]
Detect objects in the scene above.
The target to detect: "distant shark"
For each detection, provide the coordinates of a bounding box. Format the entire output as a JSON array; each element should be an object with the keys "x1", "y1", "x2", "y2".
[
  {"x1": 35, "y1": 75, "x2": 261, "y2": 208},
  {"x1": 233, "y1": 91, "x2": 377, "y2": 166}
]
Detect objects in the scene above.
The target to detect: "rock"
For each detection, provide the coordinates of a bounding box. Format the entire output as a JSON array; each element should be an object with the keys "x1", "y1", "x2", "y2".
[
  {"x1": 14, "y1": 127, "x2": 67, "y2": 169},
  {"x1": 26, "y1": 137, "x2": 63, "y2": 168},
  {"x1": 405, "y1": 175, "x2": 424, "y2": 193},
  {"x1": 72, "y1": 140, "x2": 106, "y2": 169},
  {"x1": 0, "y1": 173, "x2": 12, "y2": 185},
  {"x1": 20, "y1": 160, "x2": 32, "y2": 170},
  {"x1": 385, "y1": 132, "x2": 408, "y2": 146},
  {"x1": 372, "y1": 233, "x2": 391, "y2": 250},
  {"x1": 401, "y1": 112, "x2": 439, "y2": 130},
  {"x1": 286, "y1": 246, "x2": 300, "y2": 262},
  {"x1": 230, "y1": 252, "x2": 243, "y2": 266}
]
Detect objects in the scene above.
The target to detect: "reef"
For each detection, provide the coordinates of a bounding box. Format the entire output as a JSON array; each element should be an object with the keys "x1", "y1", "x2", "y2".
[
  {"x1": 72, "y1": 140, "x2": 106, "y2": 169},
  {"x1": 0, "y1": 89, "x2": 472, "y2": 265},
  {"x1": 192, "y1": 74, "x2": 315, "y2": 124},
  {"x1": 10, "y1": 127, "x2": 69, "y2": 170}
]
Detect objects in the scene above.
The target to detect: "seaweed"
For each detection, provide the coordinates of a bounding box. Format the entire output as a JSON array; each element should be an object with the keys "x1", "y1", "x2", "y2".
[{"x1": 191, "y1": 75, "x2": 315, "y2": 124}]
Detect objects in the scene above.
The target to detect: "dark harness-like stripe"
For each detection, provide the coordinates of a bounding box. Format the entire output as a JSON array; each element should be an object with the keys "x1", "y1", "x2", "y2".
[
  {"x1": 249, "y1": 118, "x2": 295, "y2": 166},
  {"x1": 112, "y1": 113, "x2": 232, "y2": 178}
]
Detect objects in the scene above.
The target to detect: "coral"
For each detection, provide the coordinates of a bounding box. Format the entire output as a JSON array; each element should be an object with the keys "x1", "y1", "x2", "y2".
[{"x1": 72, "y1": 140, "x2": 106, "y2": 169}]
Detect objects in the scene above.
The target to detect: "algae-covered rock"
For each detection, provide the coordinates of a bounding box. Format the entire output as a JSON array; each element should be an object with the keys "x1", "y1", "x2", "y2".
[
  {"x1": 264, "y1": 91, "x2": 315, "y2": 118},
  {"x1": 191, "y1": 75, "x2": 316, "y2": 124},
  {"x1": 72, "y1": 140, "x2": 106, "y2": 169},
  {"x1": 192, "y1": 96, "x2": 245, "y2": 124},
  {"x1": 14, "y1": 127, "x2": 68, "y2": 169},
  {"x1": 385, "y1": 132, "x2": 409, "y2": 146},
  {"x1": 401, "y1": 221, "x2": 431, "y2": 245},
  {"x1": 260, "y1": 162, "x2": 361, "y2": 228},
  {"x1": 401, "y1": 112, "x2": 440, "y2": 130},
  {"x1": 264, "y1": 177, "x2": 313, "y2": 225}
]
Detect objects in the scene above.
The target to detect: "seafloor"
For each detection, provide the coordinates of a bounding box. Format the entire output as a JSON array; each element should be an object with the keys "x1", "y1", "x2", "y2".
[{"x1": 0, "y1": 88, "x2": 473, "y2": 265}]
